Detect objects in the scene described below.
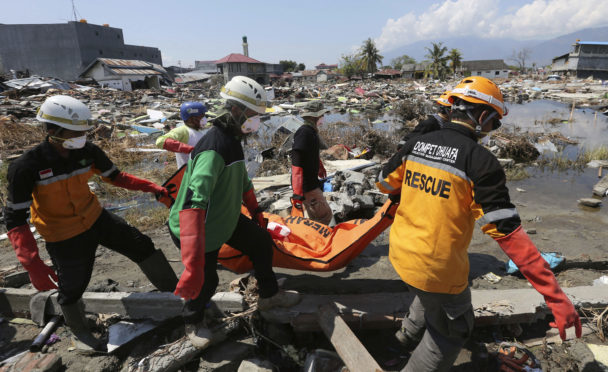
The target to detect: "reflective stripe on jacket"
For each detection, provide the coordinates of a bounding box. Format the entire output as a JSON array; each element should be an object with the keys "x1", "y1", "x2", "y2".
[
  {"x1": 376, "y1": 123, "x2": 521, "y2": 294},
  {"x1": 5, "y1": 140, "x2": 118, "y2": 242}
]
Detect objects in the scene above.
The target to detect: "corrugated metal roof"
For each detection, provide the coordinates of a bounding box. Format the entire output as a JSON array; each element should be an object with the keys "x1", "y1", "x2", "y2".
[
  {"x1": 109, "y1": 68, "x2": 161, "y2": 75},
  {"x1": 99, "y1": 58, "x2": 152, "y2": 68},
  {"x1": 215, "y1": 53, "x2": 264, "y2": 64},
  {"x1": 578, "y1": 41, "x2": 608, "y2": 45}
]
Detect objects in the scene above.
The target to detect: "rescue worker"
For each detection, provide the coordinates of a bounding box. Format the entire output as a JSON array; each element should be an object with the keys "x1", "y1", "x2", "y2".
[
  {"x1": 376, "y1": 77, "x2": 581, "y2": 371},
  {"x1": 397, "y1": 91, "x2": 451, "y2": 151},
  {"x1": 155, "y1": 102, "x2": 208, "y2": 168},
  {"x1": 5, "y1": 95, "x2": 178, "y2": 352},
  {"x1": 168, "y1": 76, "x2": 300, "y2": 349},
  {"x1": 290, "y1": 101, "x2": 333, "y2": 225}
]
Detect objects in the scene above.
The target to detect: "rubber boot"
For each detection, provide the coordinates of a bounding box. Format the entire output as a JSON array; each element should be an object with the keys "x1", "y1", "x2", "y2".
[
  {"x1": 257, "y1": 290, "x2": 300, "y2": 311},
  {"x1": 60, "y1": 301, "x2": 106, "y2": 353},
  {"x1": 137, "y1": 249, "x2": 178, "y2": 292},
  {"x1": 185, "y1": 317, "x2": 213, "y2": 350},
  {"x1": 395, "y1": 327, "x2": 422, "y2": 351}
]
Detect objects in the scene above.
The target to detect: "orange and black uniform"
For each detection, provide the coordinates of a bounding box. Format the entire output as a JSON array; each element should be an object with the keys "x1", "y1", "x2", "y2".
[
  {"x1": 377, "y1": 122, "x2": 520, "y2": 294},
  {"x1": 5, "y1": 139, "x2": 156, "y2": 304}
]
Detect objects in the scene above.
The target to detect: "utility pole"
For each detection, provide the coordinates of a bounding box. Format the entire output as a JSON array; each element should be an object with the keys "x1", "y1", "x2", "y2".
[{"x1": 71, "y1": 0, "x2": 79, "y2": 21}]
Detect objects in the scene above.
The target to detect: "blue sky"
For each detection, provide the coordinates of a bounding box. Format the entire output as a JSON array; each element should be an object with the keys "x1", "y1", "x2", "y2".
[{"x1": 2, "y1": 0, "x2": 606, "y2": 68}]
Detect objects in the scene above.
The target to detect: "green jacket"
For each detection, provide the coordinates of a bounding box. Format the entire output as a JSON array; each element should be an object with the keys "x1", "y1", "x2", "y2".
[{"x1": 168, "y1": 110, "x2": 252, "y2": 252}]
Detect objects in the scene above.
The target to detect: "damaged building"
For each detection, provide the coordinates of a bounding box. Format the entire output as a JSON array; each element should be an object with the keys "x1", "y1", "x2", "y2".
[
  {"x1": 552, "y1": 40, "x2": 608, "y2": 80},
  {"x1": 80, "y1": 58, "x2": 168, "y2": 91},
  {"x1": 0, "y1": 20, "x2": 161, "y2": 81}
]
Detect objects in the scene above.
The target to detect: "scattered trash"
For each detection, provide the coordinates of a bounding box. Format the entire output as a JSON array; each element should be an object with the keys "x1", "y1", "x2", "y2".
[
  {"x1": 593, "y1": 275, "x2": 608, "y2": 286},
  {"x1": 107, "y1": 321, "x2": 159, "y2": 353},
  {"x1": 482, "y1": 272, "x2": 502, "y2": 284},
  {"x1": 506, "y1": 252, "x2": 564, "y2": 275}
]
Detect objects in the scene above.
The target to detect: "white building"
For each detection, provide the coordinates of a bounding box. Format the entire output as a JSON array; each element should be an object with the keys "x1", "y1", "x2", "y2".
[
  {"x1": 460, "y1": 60, "x2": 510, "y2": 79},
  {"x1": 80, "y1": 58, "x2": 167, "y2": 91}
]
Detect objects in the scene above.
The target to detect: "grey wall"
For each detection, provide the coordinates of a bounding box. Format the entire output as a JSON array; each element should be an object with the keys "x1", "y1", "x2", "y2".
[
  {"x1": 123, "y1": 45, "x2": 162, "y2": 65},
  {"x1": 0, "y1": 23, "x2": 82, "y2": 80},
  {"x1": 0, "y1": 22, "x2": 162, "y2": 81}
]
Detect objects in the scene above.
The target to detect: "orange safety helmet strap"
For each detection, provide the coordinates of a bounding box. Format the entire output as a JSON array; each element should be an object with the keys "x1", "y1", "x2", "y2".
[{"x1": 450, "y1": 87, "x2": 507, "y2": 117}]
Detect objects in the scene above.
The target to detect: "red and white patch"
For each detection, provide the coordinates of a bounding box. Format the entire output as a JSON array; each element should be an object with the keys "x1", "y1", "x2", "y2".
[{"x1": 39, "y1": 168, "x2": 53, "y2": 179}]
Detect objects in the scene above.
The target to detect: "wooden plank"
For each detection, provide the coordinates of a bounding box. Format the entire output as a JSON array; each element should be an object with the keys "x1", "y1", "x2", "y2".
[
  {"x1": 317, "y1": 303, "x2": 383, "y2": 372},
  {"x1": 127, "y1": 322, "x2": 239, "y2": 372}
]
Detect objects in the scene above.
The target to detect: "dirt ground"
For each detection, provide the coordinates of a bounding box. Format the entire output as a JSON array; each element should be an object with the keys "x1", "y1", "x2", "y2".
[{"x1": 1, "y1": 176, "x2": 608, "y2": 371}]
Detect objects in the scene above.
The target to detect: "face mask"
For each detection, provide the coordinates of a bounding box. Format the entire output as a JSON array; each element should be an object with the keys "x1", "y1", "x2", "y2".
[
  {"x1": 317, "y1": 116, "x2": 325, "y2": 126},
  {"x1": 62, "y1": 135, "x2": 87, "y2": 149},
  {"x1": 200, "y1": 117, "x2": 208, "y2": 127},
  {"x1": 479, "y1": 134, "x2": 490, "y2": 146},
  {"x1": 51, "y1": 135, "x2": 87, "y2": 149},
  {"x1": 241, "y1": 115, "x2": 261, "y2": 133}
]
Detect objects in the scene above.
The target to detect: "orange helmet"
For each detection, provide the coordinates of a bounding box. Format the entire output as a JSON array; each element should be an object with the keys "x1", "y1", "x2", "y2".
[
  {"x1": 448, "y1": 76, "x2": 507, "y2": 118},
  {"x1": 435, "y1": 91, "x2": 451, "y2": 107}
]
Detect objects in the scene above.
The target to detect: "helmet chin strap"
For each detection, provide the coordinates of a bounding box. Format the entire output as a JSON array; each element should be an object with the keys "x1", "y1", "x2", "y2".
[{"x1": 454, "y1": 104, "x2": 498, "y2": 138}]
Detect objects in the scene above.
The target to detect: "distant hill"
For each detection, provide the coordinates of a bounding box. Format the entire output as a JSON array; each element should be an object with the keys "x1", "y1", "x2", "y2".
[
  {"x1": 529, "y1": 26, "x2": 608, "y2": 66},
  {"x1": 381, "y1": 26, "x2": 608, "y2": 68}
]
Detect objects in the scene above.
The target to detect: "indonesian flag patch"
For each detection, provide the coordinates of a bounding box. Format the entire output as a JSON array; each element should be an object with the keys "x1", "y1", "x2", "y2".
[{"x1": 39, "y1": 168, "x2": 53, "y2": 179}]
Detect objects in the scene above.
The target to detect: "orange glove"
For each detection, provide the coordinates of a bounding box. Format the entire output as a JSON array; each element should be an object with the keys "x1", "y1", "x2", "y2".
[
  {"x1": 8, "y1": 225, "x2": 58, "y2": 291},
  {"x1": 174, "y1": 208, "x2": 206, "y2": 300},
  {"x1": 163, "y1": 138, "x2": 194, "y2": 154},
  {"x1": 111, "y1": 172, "x2": 168, "y2": 197},
  {"x1": 496, "y1": 226, "x2": 581, "y2": 340}
]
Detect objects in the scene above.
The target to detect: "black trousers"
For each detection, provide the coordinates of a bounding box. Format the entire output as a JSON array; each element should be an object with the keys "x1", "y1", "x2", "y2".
[
  {"x1": 171, "y1": 214, "x2": 279, "y2": 324},
  {"x1": 46, "y1": 209, "x2": 156, "y2": 305}
]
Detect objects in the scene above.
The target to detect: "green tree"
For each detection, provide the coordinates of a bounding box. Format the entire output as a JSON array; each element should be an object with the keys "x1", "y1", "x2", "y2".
[
  {"x1": 391, "y1": 55, "x2": 416, "y2": 70},
  {"x1": 424, "y1": 42, "x2": 449, "y2": 80},
  {"x1": 448, "y1": 48, "x2": 462, "y2": 75},
  {"x1": 279, "y1": 60, "x2": 297, "y2": 72},
  {"x1": 359, "y1": 38, "x2": 383, "y2": 74},
  {"x1": 339, "y1": 53, "x2": 363, "y2": 79},
  {"x1": 297, "y1": 63, "x2": 306, "y2": 71}
]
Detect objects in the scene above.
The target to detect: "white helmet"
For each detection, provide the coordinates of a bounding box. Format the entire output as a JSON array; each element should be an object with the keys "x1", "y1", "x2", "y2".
[
  {"x1": 37, "y1": 95, "x2": 94, "y2": 131},
  {"x1": 220, "y1": 76, "x2": 268, "y2": 114}
]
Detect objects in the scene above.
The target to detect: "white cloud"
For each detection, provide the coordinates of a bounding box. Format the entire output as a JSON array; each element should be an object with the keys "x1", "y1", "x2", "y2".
[{"x1": 376, "y1": 0, "x2": 608, "y2": 51}]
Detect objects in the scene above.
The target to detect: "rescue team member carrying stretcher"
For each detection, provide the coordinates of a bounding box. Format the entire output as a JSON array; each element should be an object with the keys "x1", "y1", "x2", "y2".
[
  {"x1": 5, "y1": 95, "x2": 178, "y2": 353},
  {"x1": 168, "y1": 76, "x2": 300, "y2": 350},
  {"x1": 376, "y1": 77, "x2": 581, "y2": 372}
]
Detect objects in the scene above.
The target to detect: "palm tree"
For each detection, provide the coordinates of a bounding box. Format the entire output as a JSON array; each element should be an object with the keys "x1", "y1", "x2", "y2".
[
  {"x1": 359, "y1": 38, "x2": 383, "y2": 75},
  {"x1": 424, "y1": 42, "x2": 449, "y2": 80},
  {"x1": 448, "y1": 48, "x2": 462, "y2": 76}
]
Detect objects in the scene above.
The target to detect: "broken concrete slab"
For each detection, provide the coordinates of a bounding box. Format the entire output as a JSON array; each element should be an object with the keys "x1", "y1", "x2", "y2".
[
  {"x1": 0, "y1": 289, "x2": 244, "y2": 321},
  {"x1": 260, "y1": 286, "x2": 608, "y2": 332},
  {"x1": 593, "y1": 174, "x2": 608, "y2": 196},
  {"x1": 578, "y1": 198, "x2": 602, "y2": 207}
]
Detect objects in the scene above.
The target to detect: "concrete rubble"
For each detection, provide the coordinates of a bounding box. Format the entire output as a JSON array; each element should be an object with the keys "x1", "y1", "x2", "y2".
[{"x1": 1, "y1": 72, "x2": 608, "y2": 371}]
